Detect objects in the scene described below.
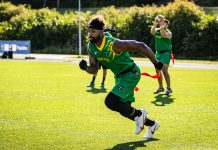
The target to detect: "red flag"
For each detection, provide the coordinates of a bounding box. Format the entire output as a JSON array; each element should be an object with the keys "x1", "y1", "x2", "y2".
[
  {"x1": 141, "y1": 72, "x2": 160, "y2": 78},
  {"x1": 134, "y1": 87, "x2": 139, "y2": 91},
  {"x1": 134, "y1": 72, "x2": 160, "y2": 91},
  {"x1": 170, "y1": 52, "x2": 175, "y2": 64}
]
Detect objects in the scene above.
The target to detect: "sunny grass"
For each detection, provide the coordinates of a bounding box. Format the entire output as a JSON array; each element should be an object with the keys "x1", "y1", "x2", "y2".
[{"x1": 0, "y1": 60, "x2": 218, "y2": 149}]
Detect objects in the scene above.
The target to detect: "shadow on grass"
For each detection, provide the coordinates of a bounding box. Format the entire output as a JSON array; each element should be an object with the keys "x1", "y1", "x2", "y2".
[
  {"x1": 105, "y1": 138, "x2": 159, "y2": 150},
  {"x1": 86, "y1": 87, "x2": 108, "y2": 94},
  {"x1": 151, "y1": 94, "x2": 175, "y2": 106}
]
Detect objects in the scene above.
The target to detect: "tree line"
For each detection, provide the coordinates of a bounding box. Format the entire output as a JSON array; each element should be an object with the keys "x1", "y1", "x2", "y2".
[
  {"x1": 2, "y1": 0, "x2": 218, "y2": 9},
  {"x1": 0, "y1": 0, "x2": 217, "y2": 60}
]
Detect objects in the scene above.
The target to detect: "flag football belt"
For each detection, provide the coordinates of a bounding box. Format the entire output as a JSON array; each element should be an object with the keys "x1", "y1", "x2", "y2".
[
  {"x1": 134, "y1": 72, "x2": 160, "y2": 92},
  {"x1": 116, "y1": 64, "x2": 136, "y2": 77},
  {"x1": 170, "y1": 51, "x2": 175, "y2": 64},
  {"x1": 157, "y1": 50, "x2": 175, "y2": 64},
  {"x1": 157, "y1": 50, "x2": 171, "y2": 54},
  {"x1": 115, "y1": 63, "x2": 160, "y2": 92}
]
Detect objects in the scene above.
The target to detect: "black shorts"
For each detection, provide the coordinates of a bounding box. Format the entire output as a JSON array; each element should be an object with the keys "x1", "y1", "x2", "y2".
[{"x1": 99, "y1": 63, "x2": 107, "y2": 70}]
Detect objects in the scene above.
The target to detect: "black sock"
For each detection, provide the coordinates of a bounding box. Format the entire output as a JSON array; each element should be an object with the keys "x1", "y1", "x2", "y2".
[
  {"x1": 132, "y1": 109, "x2": 142, "y2": 117},
  {"x1": 91, "y1": 76, "x2": 96, "y2": 83},
  {"x1": 102, "y1": 77, "x2": 106, "y2": 83},
  {"x1": 144, "y1": 119, "x2": 155, "y2": 126}
]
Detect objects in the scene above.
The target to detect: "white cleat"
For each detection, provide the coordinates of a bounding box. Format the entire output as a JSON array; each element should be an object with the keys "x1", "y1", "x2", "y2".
[
  {"x1": 134, "y1": 109, "x2": 147, "y2": 135},
  {"x1": 143, "y1": 121, "x2": 160, "y2": 139},
  {"x1": 164, "y1": 88, "x2": 172, "y2": 95}
]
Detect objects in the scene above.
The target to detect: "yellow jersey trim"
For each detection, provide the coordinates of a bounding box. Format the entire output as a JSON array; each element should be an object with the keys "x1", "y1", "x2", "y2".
[{"x1": 96, "y1": 35, "x2": 106, "y2": 51}]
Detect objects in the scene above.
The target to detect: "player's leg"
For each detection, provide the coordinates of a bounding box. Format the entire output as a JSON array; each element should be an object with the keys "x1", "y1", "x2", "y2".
[
  {"x1": 124, "y1": 101, "x2": 160, "y2": 139},
  {"x1": 105, "y1": 92, "x2": 146, "y2": 135},
  {"x1": 120, "y1": 101, "x2": 157, "y2": 127},
  {"x1": 154, "y1": 70, "x2": 164, "y2": 94},
  {"x1": 101, "y1": 69, "x2": 107, "y2": 88},
  {"x1": 119, "y1": 90, "x2": 159, "y2": 137},
  {"x1": 105, "y1": 92, "x2": 142, "y2": 120},
  {"x1": 162, "y1": 64, "x2": 172, "y2": 94},
  {"x1": 106, "y1": 65, "x2": 159, "y2": 136},
  {"x1": 119, "y1": 101, "x2": 135, "y2": 120},
  {"x1": 123, "y1": 83, "x2": 160, "y2": 138},
  {"x1": 154, "y1": 53, "x2": 164, "y2": 94},
  {"x1": 161, "y1": 52, "x2": 172, "y2": 95},
  {"x1": 105, "y1": 66, "x2": 145, "y2": 134},
  {"x1": 87, "y1": 74, "x2": 97, "y2": 87},
  {"x1": 105, "y1": 91, "x2": 159, "y2": 137}
]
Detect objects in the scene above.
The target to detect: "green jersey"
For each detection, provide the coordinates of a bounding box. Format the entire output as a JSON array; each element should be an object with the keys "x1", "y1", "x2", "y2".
[
  {"x1": 154, "y1": 29, "x2": 172, "y2": 52},
  {"x1": 104, "y1": 32, "x2": 112, "y2": 37},
  {"x1": 88, "y1": 35, "x2": 134, "y2": 76}
]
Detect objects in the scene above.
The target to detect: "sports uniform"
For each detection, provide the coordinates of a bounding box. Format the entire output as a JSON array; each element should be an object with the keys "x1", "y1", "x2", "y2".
[
  {"x1": 87, "y1": 32, "x2": 111, "y2": 88},
  {"x1": 88, "y1": 35, "x2": 141, "y2": 102},
  {"x1": 79, "y1": 15, "x2": 163, "y2": 138},
  {"x1": 151, "y1": 16, "x2": 173, "y2": 95},
  {"x1": 154, "y1": 29, "x2": 172, "y2": 65}
]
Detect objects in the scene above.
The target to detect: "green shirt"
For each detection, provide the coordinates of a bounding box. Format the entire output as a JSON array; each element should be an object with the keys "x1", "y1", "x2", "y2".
[
  {"x1": 154, "y1": 29, "x2": 172, "y2": 52},
  {"x1": 104, "y1": 32, "x2": 112, "y2": 37},
  {"x1": 88, "y1": 35, "x2": 134, "y2": 76}
]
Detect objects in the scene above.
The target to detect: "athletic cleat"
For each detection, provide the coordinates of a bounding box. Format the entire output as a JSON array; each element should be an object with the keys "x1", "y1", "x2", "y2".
[
  {"x1": 154, "y1": 87, "x2": 164, "y2": 94},
  {"x1": 100, "y1": 82, "x2": 105, "y2": 88},
  {"x1": 164, "y1": 88, "x2": 172, "y2": 95},
  {"x1": 87, "y1": 82, "x2": 95, "y2": 88},
  {"x1": 134, "y1": 109, "x2": 147, "y2": 135},
  {"x1": 143, "y1": 121, "x2": 160, "y2": 139}
]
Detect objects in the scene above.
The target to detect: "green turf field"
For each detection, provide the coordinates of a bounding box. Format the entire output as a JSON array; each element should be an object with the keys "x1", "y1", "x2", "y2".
[{"x1": 0, "y1": 60, "x2": 218, "y2": 149}]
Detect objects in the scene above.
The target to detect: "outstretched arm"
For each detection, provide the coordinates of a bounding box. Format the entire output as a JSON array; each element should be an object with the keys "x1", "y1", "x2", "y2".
[
  {"x1": 113, "y1": 40, "x2": 156, "y2": 63},
  {"x1": 112, "y1": 40, "x2": 163, "y2": 70}
]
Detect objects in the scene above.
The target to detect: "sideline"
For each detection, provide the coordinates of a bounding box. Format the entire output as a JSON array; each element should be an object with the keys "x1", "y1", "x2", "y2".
[{"x1": 1, "y1": 53, "x2": 218, "y2": 70}]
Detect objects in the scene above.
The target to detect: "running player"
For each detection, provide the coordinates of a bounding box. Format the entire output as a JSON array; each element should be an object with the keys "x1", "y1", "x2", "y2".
[{"x1": 79, "y1": 15, "x2": 163, "y2": 138}]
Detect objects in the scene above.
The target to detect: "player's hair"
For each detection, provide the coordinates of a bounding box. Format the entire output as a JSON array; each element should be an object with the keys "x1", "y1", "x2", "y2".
[
  {"x1": 164, "y1": 19, "x2": 170, "y2": 25},
  {"x1": 157, "y1": 15, "x2": 169, "y2": 25},
  {"x1": 88, "y1": 15, "x2": 106, "y2": 30},
  {"x1": 157, "y1": 15, "x2": 165, "y2": 20}
]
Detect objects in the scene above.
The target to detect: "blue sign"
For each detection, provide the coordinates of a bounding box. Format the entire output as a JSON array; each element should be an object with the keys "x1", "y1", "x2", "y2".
[{"x1": 0, "y1": 40, "x2": 31, "y2": 54}]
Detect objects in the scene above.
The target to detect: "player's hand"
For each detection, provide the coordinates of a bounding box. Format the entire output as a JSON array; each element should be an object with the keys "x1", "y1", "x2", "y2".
[
  {"x1": 160, "y1": 24, "x2": 165, "y2": 29},
  {"x1": 154, "y1": 17, "x2": 160, "y2": 25},
  {"x1": 79, "y1": 59, "x2": 87, "y2": 70},
  {"x1": 154, "y1": 60, "x2": 163, "y2": 70}
]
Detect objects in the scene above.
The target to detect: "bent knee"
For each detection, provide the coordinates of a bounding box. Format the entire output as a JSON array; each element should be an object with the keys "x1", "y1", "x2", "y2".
[{"x1": 104, "y1": 92, "x2": 121, "y2": 111}]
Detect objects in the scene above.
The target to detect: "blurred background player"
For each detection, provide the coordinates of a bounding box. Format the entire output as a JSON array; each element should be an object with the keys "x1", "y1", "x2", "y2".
[
  {"x1": 151, "y1": 15, "x2": 173, "y2": 95},
  {"x1": 87, "y1": 62, "x2": 107, "y2": 88},
  {"x1": 87, "y1": 32, "x2": 112, "y2": 88}
]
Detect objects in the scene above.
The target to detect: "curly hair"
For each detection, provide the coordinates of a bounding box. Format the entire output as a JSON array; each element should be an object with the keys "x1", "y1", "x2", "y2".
[{"x1": 88, "y1": 15, "x2": 106, "y2": 30}]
